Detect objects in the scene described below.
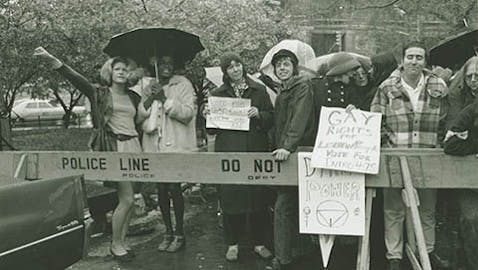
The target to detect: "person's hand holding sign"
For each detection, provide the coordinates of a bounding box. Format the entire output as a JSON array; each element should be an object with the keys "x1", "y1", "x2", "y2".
[
  {"x1": 201, "y1": 103, "x2": 210, "y2": 117},
  {"x1": 345, "y1": 104, "x2": 356, "y2": 113},
  {"x1": 248, "y1": 106, "x2": 259, "y2": 118}
]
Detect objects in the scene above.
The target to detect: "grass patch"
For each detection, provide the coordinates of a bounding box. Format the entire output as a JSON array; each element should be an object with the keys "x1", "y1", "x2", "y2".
[{"x1": 12, "y1": 128, "x2": 93, "y2": 151}]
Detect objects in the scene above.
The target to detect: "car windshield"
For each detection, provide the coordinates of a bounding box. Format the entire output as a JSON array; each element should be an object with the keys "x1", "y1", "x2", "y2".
[{"x1": 13, "y1": 99, "x2": 28, "y2": 107}]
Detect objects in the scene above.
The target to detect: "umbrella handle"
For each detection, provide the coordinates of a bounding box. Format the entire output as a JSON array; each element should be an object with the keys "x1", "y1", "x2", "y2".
[{"x1": 154, "y1": 57, "x2": 159, "y2": 82}]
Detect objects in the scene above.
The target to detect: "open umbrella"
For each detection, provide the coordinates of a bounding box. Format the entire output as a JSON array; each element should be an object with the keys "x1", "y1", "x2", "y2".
[
  {"x1": 259, "y1": 39, "x2": 317, "y2": 82},
  {"x1": 429, "y1": 27, "x2": 478, "y2": 69},
  {"x1": 103, "y1": 27, "x2": 205, "y2": 77}
]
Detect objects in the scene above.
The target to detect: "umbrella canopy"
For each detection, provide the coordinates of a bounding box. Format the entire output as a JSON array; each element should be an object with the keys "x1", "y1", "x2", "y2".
[
  {"x1": 205, "y1": 66, "x2": 277, "y2": 106},
  {"x1": 305, "y1": 52, "x2": 371, "y2": 76},
  {"x1": 103, "y1": 27, "x2": 205, "y2": 68},
  {"x1": 259, "y1": 39, "x2": 316, "y2": 82},
  {"x1": 429, "y1": 27, "x2": 478, "y2": 69}
]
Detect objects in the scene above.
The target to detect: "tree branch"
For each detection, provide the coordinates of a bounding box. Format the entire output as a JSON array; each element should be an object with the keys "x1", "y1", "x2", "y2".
[
  {"x1": 141, "y1": 0, "x2": 148, "y2": 12},
  {"x1": 51, "y1": 87, "x2": 67, "y2": 111},
  {"x1": 168, "y1": 0, "x2": 187, "y2": 12}
]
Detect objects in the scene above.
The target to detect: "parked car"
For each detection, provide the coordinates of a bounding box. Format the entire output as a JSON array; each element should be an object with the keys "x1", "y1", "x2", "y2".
[
  {"x1": 11, "y1": 99, "x2": 88, "y2": 122},
  {"x1": 0, "y1": 175, "x2": 89, "y2": 270}
]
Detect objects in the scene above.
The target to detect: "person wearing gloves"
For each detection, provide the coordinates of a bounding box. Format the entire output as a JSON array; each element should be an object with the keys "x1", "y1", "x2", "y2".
[
  {"x1": 142, "y1": 54, "x2": 197, "y2": 253},
  {"x1": 34, "y1": 47, "x2": 147, "y2": 262}
]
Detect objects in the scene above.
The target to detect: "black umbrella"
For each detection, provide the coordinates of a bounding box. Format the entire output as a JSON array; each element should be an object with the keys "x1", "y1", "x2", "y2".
[
  {"x1": 429, "y1": 27, "x2": 478, "y2": 69},
  {"x1": 103, "y1": 27, "x2": 205, "y2": 77}
]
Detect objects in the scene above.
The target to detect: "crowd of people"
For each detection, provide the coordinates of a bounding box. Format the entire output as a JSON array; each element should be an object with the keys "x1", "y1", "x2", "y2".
[{"x1": 32, "y1": 37, "x2": 478, "y2": 270}]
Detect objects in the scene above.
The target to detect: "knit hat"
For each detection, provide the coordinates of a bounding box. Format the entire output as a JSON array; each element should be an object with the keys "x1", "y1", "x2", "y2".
[
  {"x1": 326, "y1": 52, "x2": 361, "y2": 76},
  {"x1": 220, "y1": 53, "x2": 243, "y2": 74},
  {"x1": 271, "y1": 49, "x2": 299, "y2": 68}
]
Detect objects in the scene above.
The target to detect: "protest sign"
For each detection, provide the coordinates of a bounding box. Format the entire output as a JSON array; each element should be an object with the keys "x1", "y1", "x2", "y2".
[
  {"x1": 311, "y1": 107, "x2": 382, "y2": 174},
  {"x1": 206, "y1": 97, "x2": 250, "y2": 131},
  {"x1": 298, "y1": 152, "x2": 365, "y2": 236}
]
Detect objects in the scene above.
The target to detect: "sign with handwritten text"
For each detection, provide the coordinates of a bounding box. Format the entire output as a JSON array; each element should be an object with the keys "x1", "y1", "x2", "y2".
[
  {"x1": 311, "y1": 107, "x2": 381, "y2": 174},
  {"x1": 206, "y1": 97, "x2": 250, "y2": 131},
  {"x1": 299, "y1": 152, "x2": 365, "y2": 235}
]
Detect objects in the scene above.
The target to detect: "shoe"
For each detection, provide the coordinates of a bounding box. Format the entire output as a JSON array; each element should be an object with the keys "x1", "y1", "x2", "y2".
[
  {"x1": 110, "y1": 247, "x2": 133, "y2": 262},
  {"x1": 386, "y1": 259, "x2": 401, "y2": 270},
  {"x1": 266, "y1": 258, "x2": 292, "y2": 270},
  {"x1": 166, "y1": 235, "x2": 185, "y2": 253},
  {"x1": 266, "y1": 257, "x2": 291, "y2": 270},
  {"x1": 226, "y1": 245, "x2": 239, "y2": 261},
  {"x1": 125, "y1": 248, "x2": 136, "y2": 258},
  {"x1": 157, "y1": 234, "x2": 174, "y2": 252},
  {"x1": 429, "y1": 252, "x2": 452, "y2": 269},
  {"x1": 254, "y1": 245, "x2": 272, "y2": 259}
]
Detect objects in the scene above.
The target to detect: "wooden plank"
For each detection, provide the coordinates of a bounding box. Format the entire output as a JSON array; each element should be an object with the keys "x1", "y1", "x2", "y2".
[
  {"x1": 400, "y1": 157, "x2": 431, "y2": 270},
  {"x1": 356, "y1": 188, "x2": 375, "y2": 270},
  {"x1": 406, "y1": 244, "x2": 423, "y2": 270},
  {"x1": 0, "y1": 149, "x2": 478, "y2": 188}
]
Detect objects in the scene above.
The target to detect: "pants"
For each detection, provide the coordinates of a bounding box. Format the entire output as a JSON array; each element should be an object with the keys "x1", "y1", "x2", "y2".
[
  {"x1": 457, "y1": 189, "x2": 478, "y2": 270},
  {"x1": 222, "y1": 211, "x2": 269, "y2": 246},
  {"x1": 383, "y1": 188, "x2": 436, "y2": 259},
  {"x1": 274, "y1": 187, "x2": 314, "y2": 264}
]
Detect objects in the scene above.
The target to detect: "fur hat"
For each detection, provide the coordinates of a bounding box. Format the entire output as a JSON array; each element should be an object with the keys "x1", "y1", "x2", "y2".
[{"x1": 326, "y1": 52, "x2": 361, "y2": 76}]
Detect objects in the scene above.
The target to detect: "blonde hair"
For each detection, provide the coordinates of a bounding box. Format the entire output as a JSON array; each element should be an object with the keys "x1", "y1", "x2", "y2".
[{"x1": 99, "y1": 57, "x2": 136, "y2": 86}]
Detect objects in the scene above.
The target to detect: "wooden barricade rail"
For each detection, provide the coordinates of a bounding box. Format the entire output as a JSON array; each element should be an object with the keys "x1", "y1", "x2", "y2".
[
  {"x1": 0, "y1": 148, "x2": 476, "y2": 188},
  {"x1": 1, "y1": 148, "x2": 476, "y2": 270}
]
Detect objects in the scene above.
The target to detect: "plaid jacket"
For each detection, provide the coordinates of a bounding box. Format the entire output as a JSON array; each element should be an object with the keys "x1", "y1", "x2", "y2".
[{"x1": 370, "y1": 68, "x2": 448, "y2": 148}]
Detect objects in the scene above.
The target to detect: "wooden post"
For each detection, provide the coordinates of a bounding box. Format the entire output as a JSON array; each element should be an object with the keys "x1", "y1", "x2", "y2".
[
  {"x1": 25, "y1": 153, "x2": 39, "y2": 180},
  {"x1": 399, "y1": 156, "x2": 431, "y2": 270},
  {"x1": 356, "y1": 188, "x2": 376, "y2": 270}
]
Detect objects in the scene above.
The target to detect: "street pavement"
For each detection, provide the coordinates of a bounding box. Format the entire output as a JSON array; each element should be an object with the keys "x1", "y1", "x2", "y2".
[{"x1": 69, "y1": 190, "x2": 458, "y2": 270}]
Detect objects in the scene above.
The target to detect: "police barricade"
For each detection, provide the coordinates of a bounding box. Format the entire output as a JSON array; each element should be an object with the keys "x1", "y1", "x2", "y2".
[{"x1": 1, "y1": 148, "x2": 477, "y2": 270}]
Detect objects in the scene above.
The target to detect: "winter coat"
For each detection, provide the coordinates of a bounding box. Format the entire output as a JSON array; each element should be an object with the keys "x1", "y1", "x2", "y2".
[
  {"x1": 208, "y1": 77, "x2": 274, "y2": 214},
  {"x1": 274, "y1": 76, "x2": 317, "y2": 152},
  {"x1": 356, "y1": 52, "x2": 398, "y2": 110},
  {"x1": 445, "y1": 57, "x2": 478, "y2": 129},
  {"x1": 141, "y1": 75, "x2": 198, "y2": 153},
  {"x1": 444, "y1": 102, "x2": 478, "y2": 155},
  {"x1": 209, "y1": 77, "x2": 274, "y2": 152}
]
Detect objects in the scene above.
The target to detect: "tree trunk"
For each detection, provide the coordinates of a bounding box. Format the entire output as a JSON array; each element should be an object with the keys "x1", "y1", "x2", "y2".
[{"x1": 62, "y1": 110, "x2": 72, "y2": 129}]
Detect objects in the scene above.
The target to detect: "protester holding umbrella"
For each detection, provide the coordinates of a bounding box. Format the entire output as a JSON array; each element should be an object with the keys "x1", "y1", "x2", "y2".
[
  {"x1": 34, "y1": 47, "x2": 146, "y2": 262},
  {"x1": 103, "y1": 27, "x2": 204, "y2": 253},
  {"x1": 203, "y1": 53, "x2": 274, "y2": 261},
  {"x1": 141, "y1": 54, "x2": 197, "y2": 253},
  {"x1": 270, "y1": 49, "x2": 317, "y2": 270}
]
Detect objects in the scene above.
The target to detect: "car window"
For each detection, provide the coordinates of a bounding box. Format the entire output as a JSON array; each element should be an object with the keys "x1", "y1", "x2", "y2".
[
  {"x1": 25, "y1": 102, "x2": 38, "y2": 109},
  {"x1": 13, "y1": 100, "x2": 27, "y2": 107},
  {"x1": 39, "y1": 102, "x2": 51, "y2": 108}
]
